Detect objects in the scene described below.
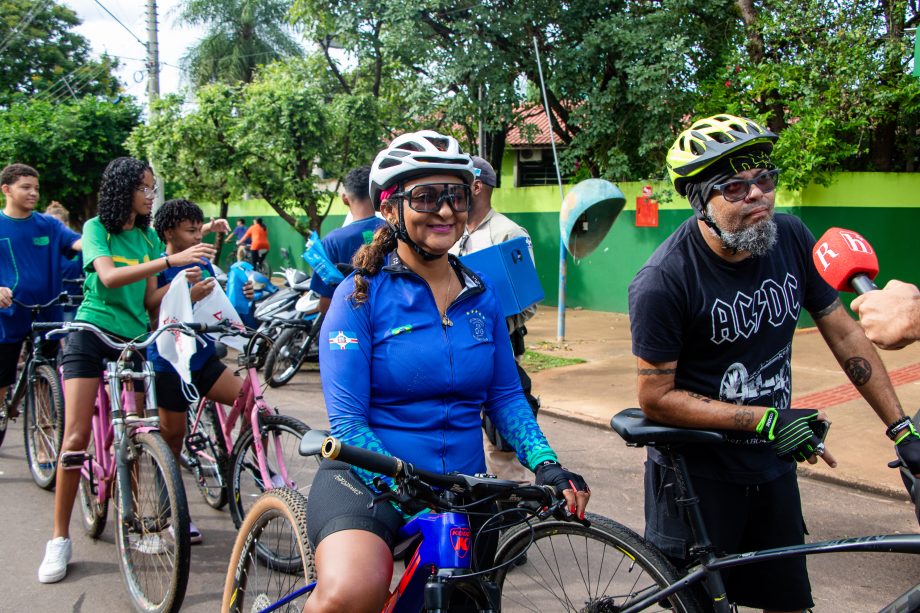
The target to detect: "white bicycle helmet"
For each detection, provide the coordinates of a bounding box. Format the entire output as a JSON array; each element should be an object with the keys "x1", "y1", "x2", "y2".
[{"x1": 369, "y1": 130, "x2": 475, "y2": 209}]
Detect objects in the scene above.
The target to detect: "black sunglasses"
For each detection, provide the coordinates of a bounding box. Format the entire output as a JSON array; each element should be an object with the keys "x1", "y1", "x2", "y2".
[
  {"x1": 393, "y1": 183, "x2": 471, "y2": 213},
  {"x1": 713, "y1": 169, "x2": 780, "y2": 203}
]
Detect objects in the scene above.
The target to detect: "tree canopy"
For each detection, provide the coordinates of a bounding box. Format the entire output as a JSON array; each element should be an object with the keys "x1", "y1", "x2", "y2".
[{"x1": 0, "y1": 0, "x2": 120, "y2": 107}]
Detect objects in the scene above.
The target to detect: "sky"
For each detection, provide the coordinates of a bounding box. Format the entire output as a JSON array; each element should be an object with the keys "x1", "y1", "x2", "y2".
[{"x1": 65, "y1": 0, "x2": 206, "y2": 106}]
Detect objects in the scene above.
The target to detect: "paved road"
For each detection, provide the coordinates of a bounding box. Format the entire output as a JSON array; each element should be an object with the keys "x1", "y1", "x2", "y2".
[{"x1": 0, "y1": 366, "x2": 917, "y2": 612}]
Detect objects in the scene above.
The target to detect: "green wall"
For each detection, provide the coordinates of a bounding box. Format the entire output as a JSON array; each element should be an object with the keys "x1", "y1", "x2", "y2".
[{"x1": 204, "y1": 173, "x2": 920, "y2": 324}]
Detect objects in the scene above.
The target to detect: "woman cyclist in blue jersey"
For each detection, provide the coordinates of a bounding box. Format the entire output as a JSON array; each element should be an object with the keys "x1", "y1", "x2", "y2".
[{"x1": 305, "y1": 131, "x2": 591, "y2": 613}]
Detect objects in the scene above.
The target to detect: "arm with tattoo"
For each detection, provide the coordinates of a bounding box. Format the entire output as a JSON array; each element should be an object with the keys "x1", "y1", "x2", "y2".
[
  {"x1": 813, "y1": 300, "x2": 905, "y2": 427},
  {"x1": 635, "y1": 357, "x2": 769, "y2": 432}
]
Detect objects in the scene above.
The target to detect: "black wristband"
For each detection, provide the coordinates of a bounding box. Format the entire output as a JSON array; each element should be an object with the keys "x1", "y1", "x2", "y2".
[
  {"x1": 164, "y1": 255, "x2": 171, "y2": 268},
  {"x1": 535, "y1": 460, "x2": 559, "y2": 470},
  {"x1": 887, "y1": 416, "x2": 913, "y2": 441}
]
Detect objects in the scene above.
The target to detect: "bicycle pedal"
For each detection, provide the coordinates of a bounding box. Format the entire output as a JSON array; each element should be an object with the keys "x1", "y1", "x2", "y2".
[{"x1": 184, "y1": 432, "x2": 210, "y2": 454}]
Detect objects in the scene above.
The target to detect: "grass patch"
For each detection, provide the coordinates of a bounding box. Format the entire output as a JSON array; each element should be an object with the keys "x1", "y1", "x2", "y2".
[{"x1": 522, "y1": 350, "x2": 586, "y2": 373}]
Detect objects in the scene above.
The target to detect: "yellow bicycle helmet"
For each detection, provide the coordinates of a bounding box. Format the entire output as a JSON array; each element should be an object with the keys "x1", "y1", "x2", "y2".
[{"x1": 666, "y1": 115, "x2": 778, "y2": 196}]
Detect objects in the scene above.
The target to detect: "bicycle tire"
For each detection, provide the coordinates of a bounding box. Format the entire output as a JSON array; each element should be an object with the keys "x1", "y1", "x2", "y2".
[
  {"x1": 0, "y1": 394, "x2": 9, "y2": 449},
  {"x1": 114, "y1": 432, "x2": 191, "y2": 613},
  {"x1": 186, "y1": 400, "x2": 230, "y2": 510},
  {"x1": 222, "y1": 487, "x2": 316, "y2": 613},
  {"x1": 228, "y1": 414, "x2": 316, "y2": 533},
  {"x1": 78, "y1": 433, "x2": 108, "y2": 538},
  {"x1": 23, "y1": 363, "x2": 65, "y2": 490},
  {"x1": 494, "y1": 513, "x2": 702, "y2": 613},
  {"x1": 264, "y1": 326, "x2": 311, "y2": 388}
]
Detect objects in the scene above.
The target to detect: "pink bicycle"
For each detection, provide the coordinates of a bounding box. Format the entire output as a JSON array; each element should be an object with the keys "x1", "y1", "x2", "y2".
[
  {"x1": 47, "y1": 320, "x2": 216, "y2": 613},
  {"x1": 180, "y1": 323, "x2": 318, "y2": 534}
]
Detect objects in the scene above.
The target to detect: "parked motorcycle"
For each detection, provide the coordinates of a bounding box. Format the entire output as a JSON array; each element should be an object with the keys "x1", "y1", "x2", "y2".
[{"x1": 262, "y1": 289, "x2": 323, "y2": 388}]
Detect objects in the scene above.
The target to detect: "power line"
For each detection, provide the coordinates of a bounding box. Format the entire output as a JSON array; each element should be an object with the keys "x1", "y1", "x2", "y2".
[
  {"x1": 92, "y1": 0, "x2": 146, "y2": 48},
  {"x1": 0, "y1": 0, "x2": 52, "y2": 56}
]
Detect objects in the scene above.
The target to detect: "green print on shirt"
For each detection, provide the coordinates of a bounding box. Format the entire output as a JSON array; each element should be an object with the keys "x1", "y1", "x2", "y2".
[{"x1": 33, "y1": 236, "x2": 49, "y2": 246}]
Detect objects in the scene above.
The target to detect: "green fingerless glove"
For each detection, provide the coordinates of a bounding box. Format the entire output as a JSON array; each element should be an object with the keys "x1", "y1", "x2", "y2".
[{"x1": 756, "y1": 407, "x2": 827, "y2": 462}]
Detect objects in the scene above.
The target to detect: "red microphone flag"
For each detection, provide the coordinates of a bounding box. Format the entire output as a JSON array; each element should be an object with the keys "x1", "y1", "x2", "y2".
[{"x1": 812, "y1": 227, "x2": 879, "y2": 293}]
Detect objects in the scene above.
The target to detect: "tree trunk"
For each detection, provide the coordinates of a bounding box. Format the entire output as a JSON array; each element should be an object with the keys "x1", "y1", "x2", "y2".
[
  {"x1": 486, "y1": 128, "x2": 507, "y2": 188},
  {"x1": 736, "y1": 0, "x2": 786, "y2": 132}
]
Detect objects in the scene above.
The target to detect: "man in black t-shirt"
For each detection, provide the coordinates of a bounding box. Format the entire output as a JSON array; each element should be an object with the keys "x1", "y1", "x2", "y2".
[{"x1": 629, "y1": 114, "x2": 920, "y2": 613}]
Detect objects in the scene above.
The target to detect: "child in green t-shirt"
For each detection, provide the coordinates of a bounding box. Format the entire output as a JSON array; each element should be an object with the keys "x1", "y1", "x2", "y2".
[{"x1": 39, "y1": 157, "x2": 218, "y2": 584}]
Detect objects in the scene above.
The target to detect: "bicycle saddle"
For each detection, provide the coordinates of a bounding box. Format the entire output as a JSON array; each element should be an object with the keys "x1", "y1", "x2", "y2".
[{"x1": 611, "y1": 408, "x2": 726, "y2": 447}]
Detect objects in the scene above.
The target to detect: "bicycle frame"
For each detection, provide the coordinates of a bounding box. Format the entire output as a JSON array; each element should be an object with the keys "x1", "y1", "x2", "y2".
[
  {"x1": 83, "y1": 360, "x2": 162, "y2": 522},
  {"x1": 188, "y1": 361, "x2": 296, "y2": 490},
  {"x1": 264, "y1": 509, "x2": 498, "y2": 613}
]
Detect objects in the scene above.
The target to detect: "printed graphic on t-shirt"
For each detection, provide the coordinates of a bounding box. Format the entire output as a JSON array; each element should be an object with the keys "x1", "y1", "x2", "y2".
[
  {"x1": 328, "y1": 330, "x2": 359, "y2": 350},
  {"x1": 710, "y1": 273, "x2": 801, "y2": 344},
  {"x1": 719, "y1": 343, "x2": 792, "y2": 411}
]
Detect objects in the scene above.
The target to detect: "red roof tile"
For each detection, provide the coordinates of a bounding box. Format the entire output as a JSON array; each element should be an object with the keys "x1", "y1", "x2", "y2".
[{"x1": 506, "y1": 104, "x2": 568, "y2": 147}]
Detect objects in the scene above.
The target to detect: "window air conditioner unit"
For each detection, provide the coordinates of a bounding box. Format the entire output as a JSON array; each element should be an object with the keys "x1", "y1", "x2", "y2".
[{"x1": 518, "y1": 148, "x2": 543, "y2": 162}]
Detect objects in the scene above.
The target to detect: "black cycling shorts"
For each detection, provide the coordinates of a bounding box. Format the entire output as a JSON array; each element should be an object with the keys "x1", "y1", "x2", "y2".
[
  {"x1": 644, "y1": 460, "x2": 812, "y2": 611},
  {"x1": 307, "y1": 459, "x2": 499, "y2": 574},
  {"x1": 154, "y1": 354, "x2": 228, "y2": 413},
  {"x1": 61, "y1": 327, "x2": 143, "y2": 381}
]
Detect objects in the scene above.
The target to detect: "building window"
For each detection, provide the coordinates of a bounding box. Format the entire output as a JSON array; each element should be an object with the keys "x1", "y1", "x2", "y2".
[{"x1": 516, "y1": 149, "x2": 572, "y2": 186}]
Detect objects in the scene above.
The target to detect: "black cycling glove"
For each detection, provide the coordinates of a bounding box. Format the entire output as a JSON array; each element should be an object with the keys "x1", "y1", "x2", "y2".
[
  {"x1": 893, "y1": 421, "x2": 920, "y2": 475},
  {"x1": 756, "y1": 407, "x2": 827, "y2": 462},
  {"x1": 534, "y1": 460, "x2": 590, "y2": 498}
]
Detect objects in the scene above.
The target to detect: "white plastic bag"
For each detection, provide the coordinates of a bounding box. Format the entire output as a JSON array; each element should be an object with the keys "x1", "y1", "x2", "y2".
[
  {"x1": 156, "y1": 270, "x2": 197, "y2": 383},
  {"x1": 193, "y1": 282, "x2": 248, "y2": 352}
]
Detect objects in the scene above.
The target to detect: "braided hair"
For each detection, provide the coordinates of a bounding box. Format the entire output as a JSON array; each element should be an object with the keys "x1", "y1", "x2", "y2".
[
  {"x1": 153, "y1": 198, "x2": 204, "y2": 242},
  {"x1": 350, "y1": 222, "x2": 398, "y2": 306},
  {"x1": 98, "y1": 157, "x2": 153, "y2": 234}
]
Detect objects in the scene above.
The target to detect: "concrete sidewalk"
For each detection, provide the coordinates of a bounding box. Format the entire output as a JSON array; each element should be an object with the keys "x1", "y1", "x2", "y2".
[{"x1": 524, "y1": 306, "x2": 920, "y2": 500}]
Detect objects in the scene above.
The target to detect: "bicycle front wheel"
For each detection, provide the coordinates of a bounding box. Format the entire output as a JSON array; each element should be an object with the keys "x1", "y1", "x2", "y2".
[
  {"x1": 23, "y1": 363, "x2": 65, "y2": 490},
  {"x1": 494, "y1": 513, "x2": 701, "y2": 613},
  {"x1": 185, "y1": 401, "x2": 229, "y2": 510},
  {"x1": 114, "y1": 432, "x2": 191, "y2": 613},
  {"x1": 223, "y1": 487, "x2": 315, "y2": 613},
  {"x1": 229, "y1": 414, "x2": 316, "y2": 530}
]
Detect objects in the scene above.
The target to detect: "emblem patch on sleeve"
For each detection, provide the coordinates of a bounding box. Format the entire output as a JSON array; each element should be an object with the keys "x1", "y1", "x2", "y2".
[{"x1": 328, "y1": 330, "x2": 360, "y2": 350}]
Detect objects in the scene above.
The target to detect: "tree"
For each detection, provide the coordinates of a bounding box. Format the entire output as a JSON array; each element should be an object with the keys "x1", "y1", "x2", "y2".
[
  {"x1": 698, "y1": 0, "x2": 920, "y2": 187},
  {"x1": 0, "y1": 0, "x2": 120, "y2": 107},
  {"x1": 177, "y1": 0, "x2": 304, "y2": 88},
  {"x1": 0, "y1": 96, "x2": 142, "y2": 226}
]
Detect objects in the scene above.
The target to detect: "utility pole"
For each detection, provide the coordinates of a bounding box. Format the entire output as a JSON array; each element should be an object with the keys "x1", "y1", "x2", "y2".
[{"x1": 146, "y1": 0, "x2": 164, "y2": 210}]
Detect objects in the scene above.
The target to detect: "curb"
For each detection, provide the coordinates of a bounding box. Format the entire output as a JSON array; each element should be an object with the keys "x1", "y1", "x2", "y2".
[{"x1": 540, "y1": 404, "x2": 911, "y2": 503}]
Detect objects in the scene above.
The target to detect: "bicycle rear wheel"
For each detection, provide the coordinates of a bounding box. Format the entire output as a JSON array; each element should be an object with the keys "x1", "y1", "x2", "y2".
[
  {"x1": 78, "y1": 433, "x2": 108, "y2": 538},
  {"x1": 23, "y1": 363, "x2": 65, "y2": 490},
  {"x1": 114, "y1": 432, "x2": 190, "y2": 613},
  {"x1": 223, "y1": 487, "x2": 315, "y2": 613},
  {"x1": 228, "y1": 414, "x2": 316, "y2": 532},
  {"x1": 494, "y1": 513, "x2": 701, "y2": 613},
  {"x1": 184, "y1": 400, "x2": 229, "y2": 509}
]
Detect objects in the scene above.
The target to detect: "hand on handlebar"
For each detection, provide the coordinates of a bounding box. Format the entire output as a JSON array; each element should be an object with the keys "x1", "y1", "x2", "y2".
[
  {"x1": 171, "y1": 243, "x2": 216, "y2": 267},
  {"x1": 756, "y1": 407, "x2": 837, "y2": 467},
  {"x1": 0, "y1": 286, "x2": 11, "y2": 308},
  {"x1": 895, "y1": 426, "x2": 920, "y2": 477},
  {"x1": 534, "y1": 460, "x2": 591, "y2": 520}
]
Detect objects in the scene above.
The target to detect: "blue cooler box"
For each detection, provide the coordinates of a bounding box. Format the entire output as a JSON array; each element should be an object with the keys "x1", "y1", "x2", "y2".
[{"x1": 460, "y1": 236, "x2": 544, "y2": 318}]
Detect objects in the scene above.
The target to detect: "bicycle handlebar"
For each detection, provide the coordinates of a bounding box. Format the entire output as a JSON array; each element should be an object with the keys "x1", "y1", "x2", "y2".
[
  {"x1": 12, "y1": 292, "x2": 74, "y2": 311},
  {"x1": 44, "y1": 320, "x2": 219, "y2": 351},
  {"x1": 318, "y1": 435, "x2": 555, "y2": 507}
]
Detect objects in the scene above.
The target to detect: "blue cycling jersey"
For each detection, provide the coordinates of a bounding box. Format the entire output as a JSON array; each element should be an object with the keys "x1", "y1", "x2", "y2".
[{"x1": 319, "y1": 254, "x2": 556, "y2": 487}]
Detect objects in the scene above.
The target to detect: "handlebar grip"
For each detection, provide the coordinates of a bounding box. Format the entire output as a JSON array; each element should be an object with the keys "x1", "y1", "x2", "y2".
[
  {"x1": 321, "y1": 437, "x2": 406, "y2": 478},
  {"x1": 32, "y1": 322, "x2": 65, "y2": 332}
]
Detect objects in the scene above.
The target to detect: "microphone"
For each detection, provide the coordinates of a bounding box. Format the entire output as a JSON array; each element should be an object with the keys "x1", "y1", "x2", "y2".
[{"x1": 812, "y1": 227, "x2": 879, "y2": 295}]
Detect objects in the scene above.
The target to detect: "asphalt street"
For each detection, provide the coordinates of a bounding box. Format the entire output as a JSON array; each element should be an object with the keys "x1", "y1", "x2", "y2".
[{"x1": 0, "y1": 365, "x2": 917, "y2": 612}]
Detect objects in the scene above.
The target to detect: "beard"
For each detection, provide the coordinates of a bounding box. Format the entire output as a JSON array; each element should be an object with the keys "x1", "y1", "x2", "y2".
[{"x1": 705, "y1": 203, "x2": 778, "y2": 256}]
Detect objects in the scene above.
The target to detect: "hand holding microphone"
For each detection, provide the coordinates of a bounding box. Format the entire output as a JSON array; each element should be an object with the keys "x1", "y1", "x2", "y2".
[{"x1": 811, "y1": 226, "x2": 919, "y2": 350}]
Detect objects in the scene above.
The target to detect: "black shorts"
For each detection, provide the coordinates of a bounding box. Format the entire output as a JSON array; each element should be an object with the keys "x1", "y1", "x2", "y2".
[
  {"x1": 644, "y1": 460, "x2": 812, "y2": 610},
  {"x1": 0, "y1": 340, "x2": 26, "y2": 388},
  {"x1": 307, "y1": 460, "x2": 499, "y2": 573},
  {"x1": 60, "y1": 327, "x2": 143, "y2": 381},
  {"x1": 154, "y1": 354, "x2": 227, "y2": 413}
]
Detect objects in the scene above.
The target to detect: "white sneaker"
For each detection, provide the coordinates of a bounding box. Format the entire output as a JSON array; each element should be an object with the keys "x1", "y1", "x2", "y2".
[
  {"x1": 131, "y1": 533, "x2": 167, "y2": 555},
  {"x1": 188, "y1": 520, "x2": 203, "y2": 545},
  {"x1": 38, "y1": 537, "x2": 72, "y2": 583}
]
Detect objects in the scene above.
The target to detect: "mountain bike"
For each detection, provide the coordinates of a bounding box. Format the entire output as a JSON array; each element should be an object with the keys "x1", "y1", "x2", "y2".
[
  {"x1": 221, "y1": 431, "x2": 683, "y2": 613},
  {"x1": 0, "y1": 292, "x2": 75, "y2": 489},
  {"x1": 47, "y1": 320, "x2": 214, "y2": 613},
  {"x1": 180, "y1": 322, "x2": 316, "y2": 528},
  {"x1": 584, "y1": 408, "x2": 920, "y2": 613}
]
